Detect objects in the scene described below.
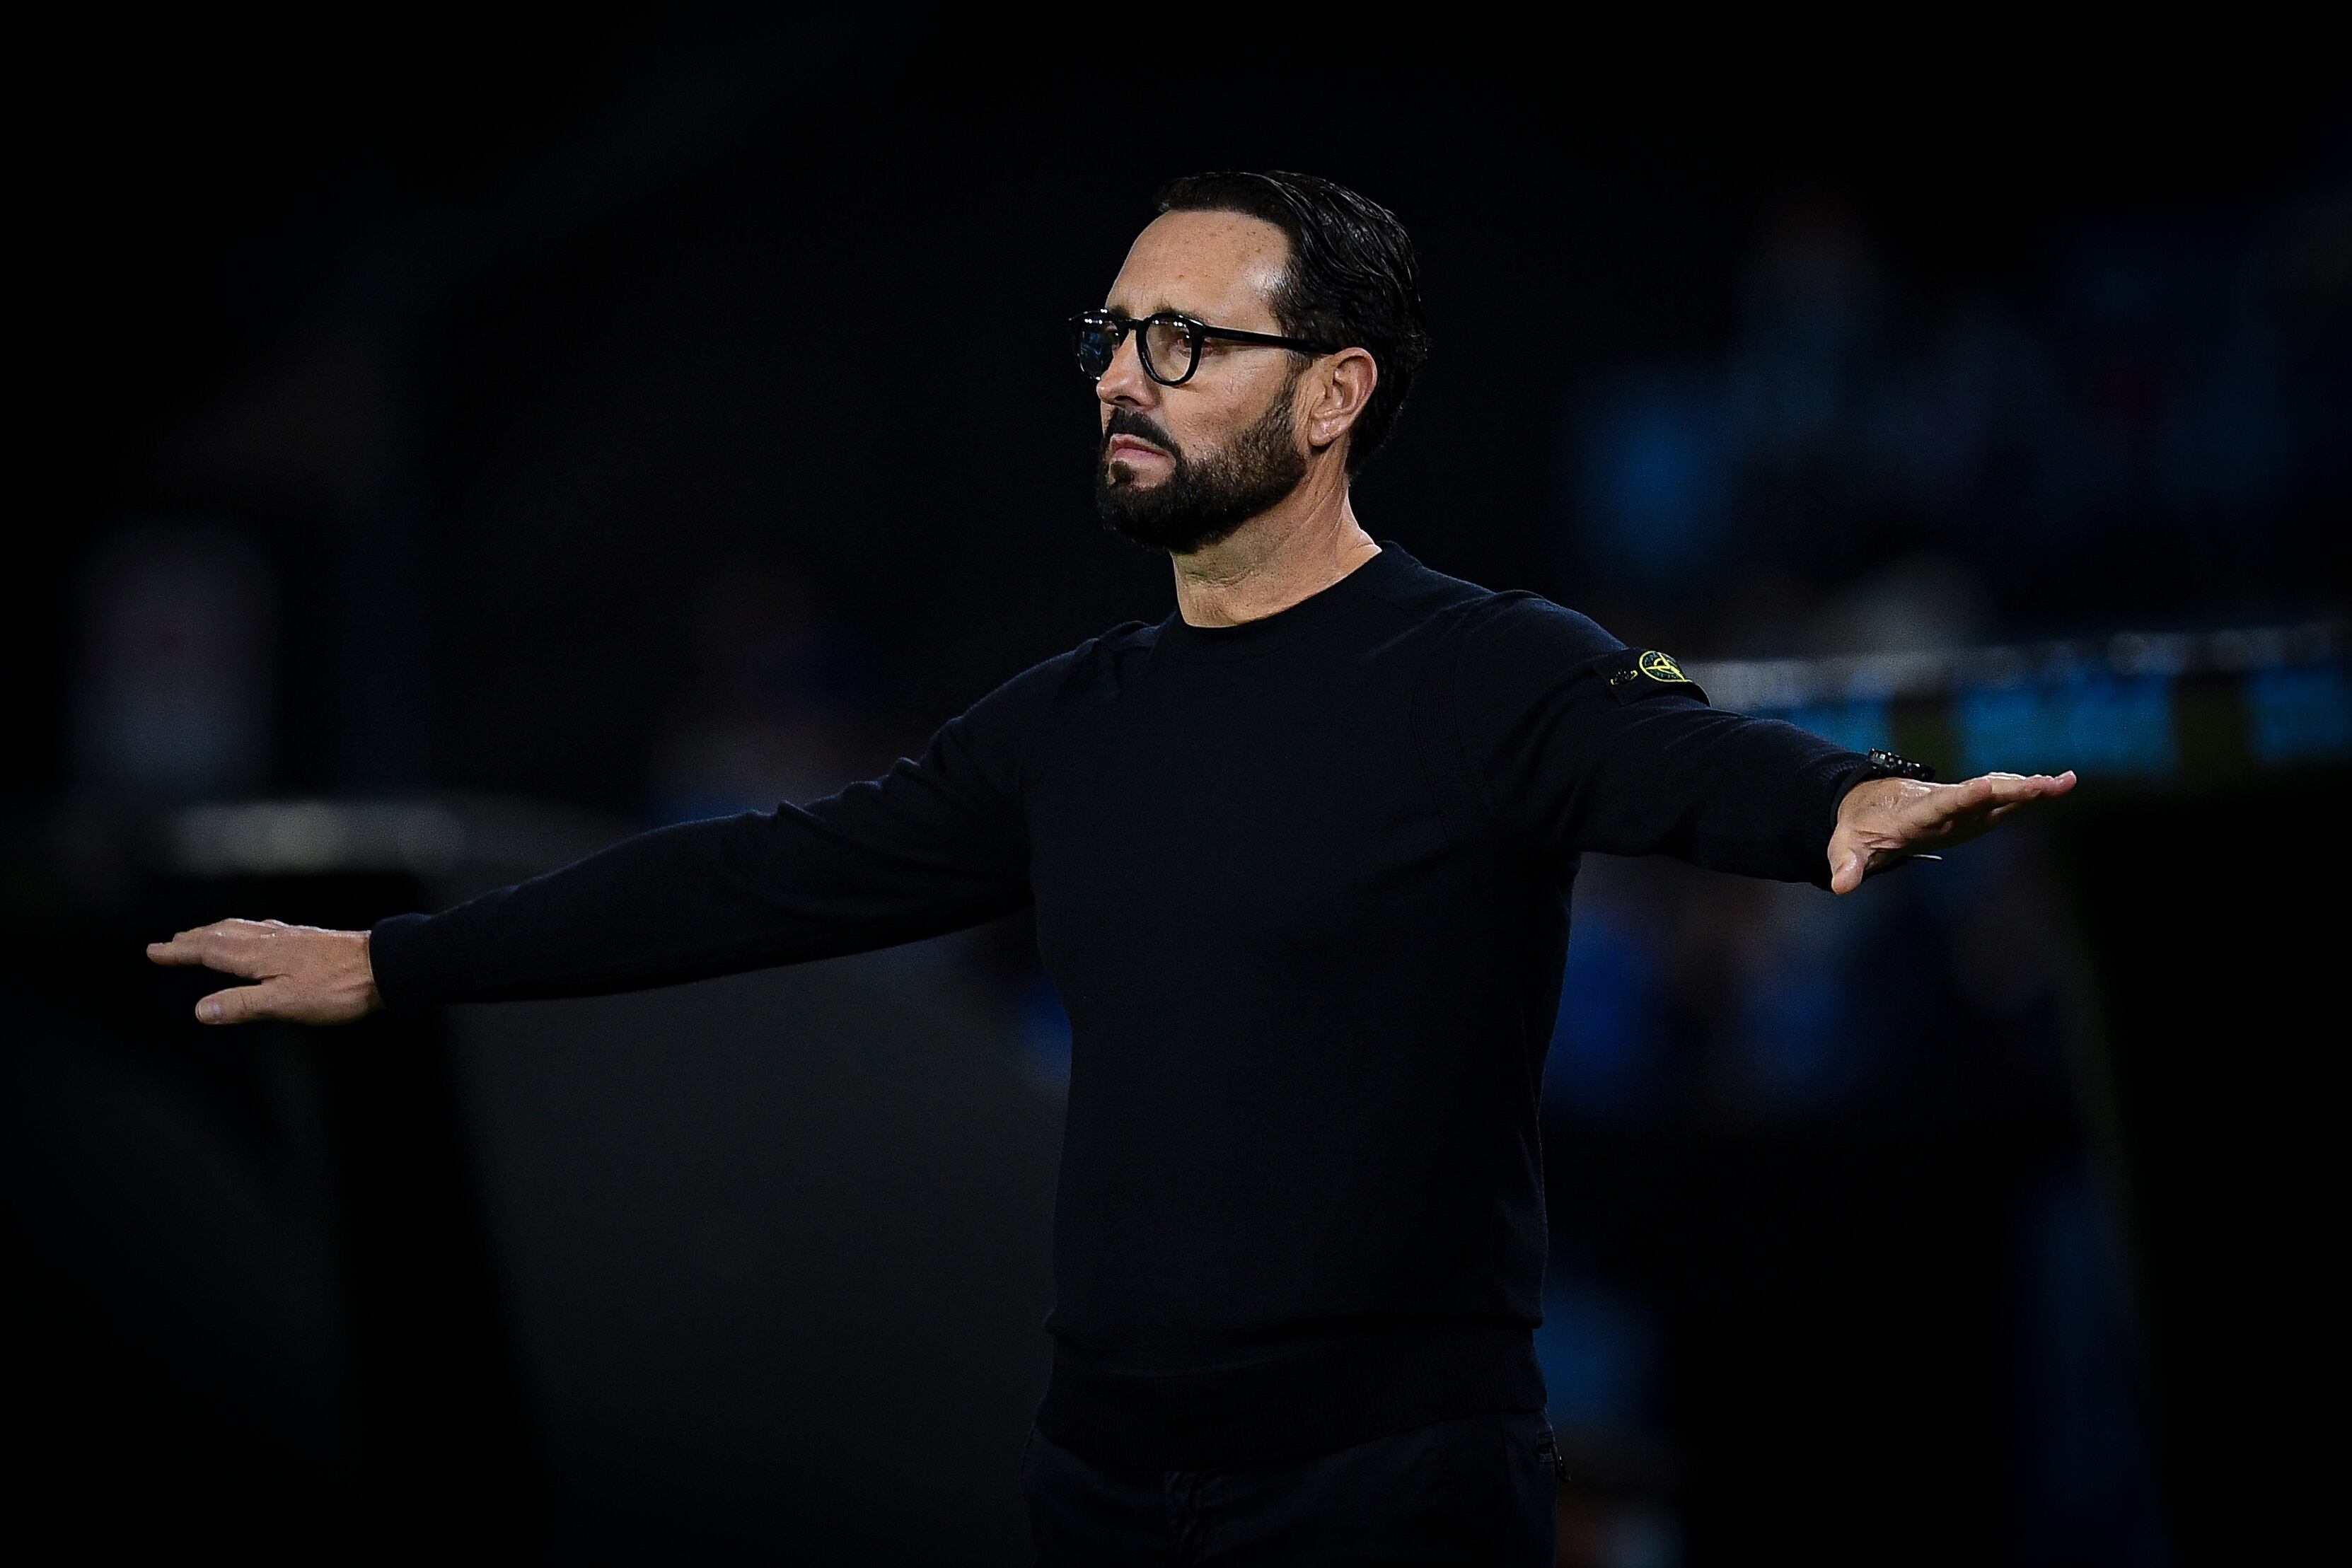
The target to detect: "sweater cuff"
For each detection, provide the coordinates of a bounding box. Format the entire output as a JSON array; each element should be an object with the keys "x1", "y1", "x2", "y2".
[{"x1": 368, "y1": 912, "x2": 439, "y2": 1015}]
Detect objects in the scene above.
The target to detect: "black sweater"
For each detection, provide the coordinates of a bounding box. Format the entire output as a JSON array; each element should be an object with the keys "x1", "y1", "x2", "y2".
[{"x1": 371, "y1": 544, "x2": 1872, "y2": 1467}]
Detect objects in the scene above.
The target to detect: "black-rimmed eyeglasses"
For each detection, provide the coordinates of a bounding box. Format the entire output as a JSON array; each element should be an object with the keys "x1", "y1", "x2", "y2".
[{"x1": 1070, "y1": 308, "x2": 1334, "y2": 387}]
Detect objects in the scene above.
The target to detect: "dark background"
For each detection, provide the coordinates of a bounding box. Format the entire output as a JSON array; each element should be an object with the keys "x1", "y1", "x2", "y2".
[{"x1": 8, "y1": 15, "x2": 2345, "y2": 1564}]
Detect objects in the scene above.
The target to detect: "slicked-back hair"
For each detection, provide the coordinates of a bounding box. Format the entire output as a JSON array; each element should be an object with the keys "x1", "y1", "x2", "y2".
[{"x1": 1155, "y1": 170, "x2": 1431, "y2": 476}]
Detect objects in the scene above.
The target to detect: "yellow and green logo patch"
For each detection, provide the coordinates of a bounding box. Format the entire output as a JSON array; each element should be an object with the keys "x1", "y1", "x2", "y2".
[{"x1": 1638, "y1": 650, "x2": 1691, "y2": 683}]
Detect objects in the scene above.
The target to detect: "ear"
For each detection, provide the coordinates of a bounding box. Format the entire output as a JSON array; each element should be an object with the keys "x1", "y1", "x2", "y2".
[{"x1": 1299, "y1": 348, "x2": 1378, "y2": 457}]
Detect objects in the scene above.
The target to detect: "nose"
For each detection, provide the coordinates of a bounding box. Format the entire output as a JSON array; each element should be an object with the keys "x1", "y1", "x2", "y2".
[{"x1": 1094, "y1": 326, "x2": 1157, "y2": 414}]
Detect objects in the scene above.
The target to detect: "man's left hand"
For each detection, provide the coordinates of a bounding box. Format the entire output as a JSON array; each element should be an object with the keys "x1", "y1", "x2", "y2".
[{"x1": 1829, "y1": 770, "x2": 2077, "y2": 895}]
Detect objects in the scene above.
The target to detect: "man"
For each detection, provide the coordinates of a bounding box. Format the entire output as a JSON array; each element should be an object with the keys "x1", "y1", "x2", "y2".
[{"x1": 151, "y1": 171, "x2": 2073, "y2": 1564}]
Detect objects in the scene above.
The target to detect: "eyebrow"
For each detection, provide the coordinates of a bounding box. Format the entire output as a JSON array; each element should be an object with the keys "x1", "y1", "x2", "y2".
[{"x1": 1103, "y1": 298, "x2": 1191, "y2": 319}]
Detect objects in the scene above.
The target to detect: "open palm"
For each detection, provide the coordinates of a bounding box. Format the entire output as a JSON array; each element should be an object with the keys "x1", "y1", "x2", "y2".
[{"x1": 1829, "y1": 770, "x2": 2078, "y2": 894}]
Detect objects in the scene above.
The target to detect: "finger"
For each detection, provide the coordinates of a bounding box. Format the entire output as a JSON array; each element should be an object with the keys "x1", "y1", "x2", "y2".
[
  {"x1": 1947, "y1": 772, "x2": 2071, "y2": 814},
  {"x1": 1969, "y1": 774, "x2": 2052, "y2": 805},
  {"x1": 197, "y1": 981, "x2": 282, "y2": 1026},
  {"x1": 1831, "y1": 849, "x2": 1867, "y2": 895},
  {"x1": 1902, "y1": 773, "x2": 1996, "y2": 819},
  {"x1": 1984, "y1": 774, "x2": 2077, "y2": 818},
  {"x1": 153, "y1": 922, "x2": 279, "y2": 979},
  {"x1": 147, "y1": 928, "x2": 219, "y2": 965}
]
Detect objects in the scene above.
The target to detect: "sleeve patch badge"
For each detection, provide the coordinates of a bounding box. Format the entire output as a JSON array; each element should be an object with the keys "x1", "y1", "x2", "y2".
[{"x1": 1638, "y1": 650, "x2": 1691, "y2": 683}]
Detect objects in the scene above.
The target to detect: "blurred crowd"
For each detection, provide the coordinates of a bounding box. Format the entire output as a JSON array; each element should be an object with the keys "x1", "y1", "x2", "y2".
[{"x1": 1575, "y1": 192, "x2": 2346, "y2": 649}]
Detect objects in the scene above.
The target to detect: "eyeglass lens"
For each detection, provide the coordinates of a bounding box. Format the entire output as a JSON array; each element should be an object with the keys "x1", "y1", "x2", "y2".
[
  {"x1": 1140, "y1": 317, "x2": 1200, "y2": 383},
  {"x1": 1074, "y1": 314, "x2": 1202, "y2": 385},
  {"x1": 1074, "y1": 318, "x2": 1118, "y2": 378}
]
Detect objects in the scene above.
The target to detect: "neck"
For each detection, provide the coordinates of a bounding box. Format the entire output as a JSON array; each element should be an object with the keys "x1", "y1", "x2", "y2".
[{"x1": 1169, "y1": 460, "x2": 1379, "y2": 627}]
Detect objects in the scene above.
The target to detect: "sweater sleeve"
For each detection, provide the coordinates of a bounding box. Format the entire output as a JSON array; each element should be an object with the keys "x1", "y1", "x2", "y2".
[
  {"x1": 1452, "y1": 595, "x2": 1877, "y2": 885},
  {"x1": 367, "y1": 644, "x2": 1077, "y2": 1011}
]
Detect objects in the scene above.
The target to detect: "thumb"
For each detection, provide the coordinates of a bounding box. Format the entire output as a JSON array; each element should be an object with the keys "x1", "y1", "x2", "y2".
[{"x1": 197, "y1": 982, "x2": 278, "y2": 1026}]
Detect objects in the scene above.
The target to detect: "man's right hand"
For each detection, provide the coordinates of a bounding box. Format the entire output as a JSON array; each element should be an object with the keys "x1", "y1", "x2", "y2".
[{"x1": 146, "y1": 919, "x2": 382, "y2": 1026}]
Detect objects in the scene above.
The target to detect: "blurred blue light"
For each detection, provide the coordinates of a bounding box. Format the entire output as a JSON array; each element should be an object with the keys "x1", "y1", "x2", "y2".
[
  {"x1": 1534, "y1": 1277, "x2": 1658, "y2": 1432},
  {"x1": 2015, "y1": 1166, "x2": 2169, "y2": 1564},
  {"x1": 1957, "y1": 674, "x2": 2177, "y2": 779},
  {"x1": 1577, "y1": 370, "x2": 1731, "y2": 587},
  {"x1": 1775, "y1": 699, "x2": 1894, "y2": 756},
  {"x1": 2247, "y1": 663, "x2": 2352, "y2": 765},
  {"x1": 1015, "y1": 969, "x2": 1072, "y2": 1096},
  {"x1": 1735, "y1": 959, "x2": 1854, "y2": 1110},
  {"x1": 1546, "y1": 903, "x2": 1667, "y2": 1120}
]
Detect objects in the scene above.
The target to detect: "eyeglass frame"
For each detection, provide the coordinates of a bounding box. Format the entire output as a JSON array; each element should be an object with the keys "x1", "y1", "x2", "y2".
[{"x1": 1070, "y1": 307, "x2": 1337, "y2": 388}]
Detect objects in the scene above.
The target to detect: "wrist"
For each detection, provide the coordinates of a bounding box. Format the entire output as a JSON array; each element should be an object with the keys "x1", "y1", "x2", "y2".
[
  {"x1": 1835, "y1": 774, "x2": 1908, "y2": 827},
  {"x1": 354, "y1": 929, "x2": 383, "y2": 1014},
  {"x1": 1836, "y1": 748, "x2": 1938, "y2": 828}
]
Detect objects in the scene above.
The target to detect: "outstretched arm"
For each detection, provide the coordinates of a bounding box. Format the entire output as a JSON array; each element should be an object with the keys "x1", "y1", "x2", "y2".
[
  {"x1": 1827, "y1": 769, "x2": 2077, "y2": 894},
  {"x1": 1452, "y1": 598, "x2": 2079, "y2": 887},
  {"x1": 142, "y1": 643, "x2": 1086, "y2": 1026}
]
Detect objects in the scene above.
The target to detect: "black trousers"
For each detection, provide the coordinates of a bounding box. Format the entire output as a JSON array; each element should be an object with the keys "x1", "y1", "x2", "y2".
[{"x1": 1022, "y1": 1410, "x2": 1560, "y2": 1566}]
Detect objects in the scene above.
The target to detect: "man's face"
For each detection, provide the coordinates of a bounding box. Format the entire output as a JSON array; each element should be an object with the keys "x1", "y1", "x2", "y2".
[{"x1": 1093, "y1": 210, "x2": 1309, "y2": 554}]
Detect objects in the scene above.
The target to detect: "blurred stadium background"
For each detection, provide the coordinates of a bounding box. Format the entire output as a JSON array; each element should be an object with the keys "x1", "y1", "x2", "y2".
[{"x1": 8, "y1": 16, "x2": 2344, "y2": 1564}]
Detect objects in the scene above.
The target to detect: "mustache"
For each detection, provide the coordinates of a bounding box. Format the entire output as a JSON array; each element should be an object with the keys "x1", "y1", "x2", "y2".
[{"x1": 1101, "y1": 407, "x2": 1182, "y2": 463}]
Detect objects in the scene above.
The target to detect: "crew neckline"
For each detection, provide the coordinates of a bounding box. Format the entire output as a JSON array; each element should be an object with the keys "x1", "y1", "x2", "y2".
[{"x1": 1156, "y1": 542, "x2": 1413, "y2": 663}]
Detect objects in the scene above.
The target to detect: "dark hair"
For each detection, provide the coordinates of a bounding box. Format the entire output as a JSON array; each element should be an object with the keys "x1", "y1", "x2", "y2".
[{"x1": 1155, "y1": 170, "x2": 1431, "y2": 475}]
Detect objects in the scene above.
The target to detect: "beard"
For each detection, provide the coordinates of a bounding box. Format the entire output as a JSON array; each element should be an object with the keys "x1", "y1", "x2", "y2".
[{"x1": 1094, "y1": 371, "x2": 1309, "y2": 554}]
